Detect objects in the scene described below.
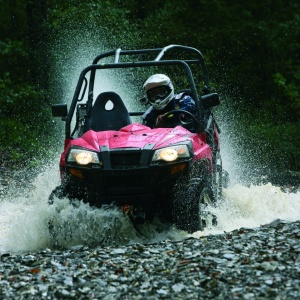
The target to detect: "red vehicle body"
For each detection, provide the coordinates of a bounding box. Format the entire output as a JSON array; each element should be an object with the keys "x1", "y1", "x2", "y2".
[{"x1": 51, "y1": 45, "x2": 225, "y2": 233}]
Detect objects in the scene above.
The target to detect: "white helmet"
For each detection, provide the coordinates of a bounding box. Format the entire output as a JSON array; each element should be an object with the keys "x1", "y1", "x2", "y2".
[{"x1": 143, "y1": 74, "x2": 174, "y2": 110}]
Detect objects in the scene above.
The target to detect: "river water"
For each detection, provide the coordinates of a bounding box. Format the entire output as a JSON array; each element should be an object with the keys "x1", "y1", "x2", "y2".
[{"x1": 0, "y1": 161, "x2": 299, "y2": 254}]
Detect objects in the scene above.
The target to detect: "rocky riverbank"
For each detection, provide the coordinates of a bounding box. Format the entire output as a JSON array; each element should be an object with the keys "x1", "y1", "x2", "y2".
[{"x1": 0, "y1": 219, "x2": 300, "y2": 299}]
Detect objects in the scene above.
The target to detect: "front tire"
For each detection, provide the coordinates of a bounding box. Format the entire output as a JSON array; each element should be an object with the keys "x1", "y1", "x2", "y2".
[
  {"x1": 173, "y1": 183, "x2": 217, "y2": 233},
  {"x1": 48, "y1": 182, "x2": 86, "y2": 205},
  {"x1": 48, "y1": 185, "x2": 69, "y2": 204}
]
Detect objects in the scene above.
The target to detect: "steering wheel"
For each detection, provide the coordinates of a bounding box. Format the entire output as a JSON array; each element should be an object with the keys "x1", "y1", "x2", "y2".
[{"x1": 162, "y1": 110, "x2": 199, "y2": 130}]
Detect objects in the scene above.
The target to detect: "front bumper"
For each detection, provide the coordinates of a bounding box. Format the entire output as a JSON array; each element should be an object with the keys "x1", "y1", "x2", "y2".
[
  {"x1": 61, "y1": 144, "x2": 196, "y2": 208},
  {"x1": 64, "y1": 160, "x2": 191, "y2": 202}
]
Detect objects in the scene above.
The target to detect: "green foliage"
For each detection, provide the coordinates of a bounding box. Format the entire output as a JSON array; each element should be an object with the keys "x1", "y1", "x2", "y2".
[
  {"x1": 273, "y1": 72, "x2": 300, "y2": 120},
  {"x1": 0, "y1": 0, "x2": 28, "y2": 40},
  {"x1": 47, "y1": 1, "x2": 141, "y2": 49},
  {"x1": 0, "y1": 77, "x2": 59, "y2": 167},
  {"x1": 242, "y1": 119, "x2": 300, "y2": 171},
  {"x1": 0, "y1": 40, "x2": 30, "y2": 84}
]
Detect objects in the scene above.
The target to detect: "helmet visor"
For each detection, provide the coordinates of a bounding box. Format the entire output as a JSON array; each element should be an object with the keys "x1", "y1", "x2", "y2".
[{"x1": 147, "y1": 86, "x2": 170, "y2": 103}]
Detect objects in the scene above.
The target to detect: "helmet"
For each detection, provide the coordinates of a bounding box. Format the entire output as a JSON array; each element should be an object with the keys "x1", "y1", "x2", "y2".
[{"x1": 143, "y1": 74, "x2": 174, "y2": 110}]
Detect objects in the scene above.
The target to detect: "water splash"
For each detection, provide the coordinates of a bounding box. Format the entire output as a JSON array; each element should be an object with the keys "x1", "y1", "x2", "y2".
[
  {"x1": 0, "y1": 161, "x2": 299, "y2": 254},
  {"x1": 0, "y1": 162, "x2": 186, "y2": 253},
  {"x1": 193, "y1": 183, "x2": 300, "y2": 238}
]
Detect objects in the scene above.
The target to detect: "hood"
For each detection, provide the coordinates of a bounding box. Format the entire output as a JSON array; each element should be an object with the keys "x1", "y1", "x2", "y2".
[{"x1": 69, "y1": 123, "x2": 196, "y2": 152}]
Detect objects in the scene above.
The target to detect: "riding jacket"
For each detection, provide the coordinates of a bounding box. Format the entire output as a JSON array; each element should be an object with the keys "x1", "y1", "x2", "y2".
[{"x1": 142, "y1": 92, "x2": 198, "y2": 130}]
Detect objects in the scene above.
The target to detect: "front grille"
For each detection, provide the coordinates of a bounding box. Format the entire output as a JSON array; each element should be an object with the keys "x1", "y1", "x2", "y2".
[
  {"x1": 106, "y1": 173, "x2": 147, "y2": 194},
  {"x1": 110, "y1": 151, "x2": 141, "y2": 168}
]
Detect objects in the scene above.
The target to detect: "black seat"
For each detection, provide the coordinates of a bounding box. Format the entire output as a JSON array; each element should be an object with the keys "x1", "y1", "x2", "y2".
[{"x1": 84, "y1": 91, "x2": 132, "y2": 132}]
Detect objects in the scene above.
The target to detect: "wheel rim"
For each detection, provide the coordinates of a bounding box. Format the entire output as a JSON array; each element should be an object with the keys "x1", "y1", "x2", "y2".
[
  {"x1": 198, "y1": 188, "x2": 217, "y2": 229},
  {"x1": 213, "y1": 165, "x2": 223, "y2": 201}
]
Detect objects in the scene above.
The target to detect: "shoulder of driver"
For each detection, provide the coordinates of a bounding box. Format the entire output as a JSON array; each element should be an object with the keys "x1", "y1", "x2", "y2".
[{"x1": 174, "y1": 93, "x2": 195, "y2": 105}]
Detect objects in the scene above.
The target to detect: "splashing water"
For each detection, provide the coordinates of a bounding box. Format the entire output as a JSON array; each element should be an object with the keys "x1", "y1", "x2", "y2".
[
  {"x1": 193, "y1": 183, "x2": 300, "y2": 238},
  {"x1": 0, "y1": 161, "x2": 299, "y2": 254},
  {"x1": 0, "y1": 162, "x2": 187, "y2": 253}
]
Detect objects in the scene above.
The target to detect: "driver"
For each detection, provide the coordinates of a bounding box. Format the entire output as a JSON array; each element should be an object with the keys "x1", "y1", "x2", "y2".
[{"x1": 142, "y1": 74, "x2": 198, "y2": 131}]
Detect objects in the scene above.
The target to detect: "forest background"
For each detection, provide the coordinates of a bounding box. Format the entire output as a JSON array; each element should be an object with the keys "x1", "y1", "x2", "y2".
[{"x1": 0, "y1": 0, "x2": 299, "y2": 177}]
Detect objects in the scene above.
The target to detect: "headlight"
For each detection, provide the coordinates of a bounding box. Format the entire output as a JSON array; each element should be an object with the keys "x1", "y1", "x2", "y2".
[
  {"x1": 67, "y1": 149, "x2": 100, "y2": 165},
  {"x1": 152, "y1": 145, "x2": 191, "y2": 162}
]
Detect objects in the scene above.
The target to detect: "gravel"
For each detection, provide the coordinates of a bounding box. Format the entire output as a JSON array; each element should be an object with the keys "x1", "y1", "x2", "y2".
[{"x1": 1, "y1": 219, "x2": 300, "y2": 299}]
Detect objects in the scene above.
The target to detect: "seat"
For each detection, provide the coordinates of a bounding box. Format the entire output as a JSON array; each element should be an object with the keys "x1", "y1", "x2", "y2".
[{"x1": 83, "y1": 91, "x2": 132, "y2": 132}]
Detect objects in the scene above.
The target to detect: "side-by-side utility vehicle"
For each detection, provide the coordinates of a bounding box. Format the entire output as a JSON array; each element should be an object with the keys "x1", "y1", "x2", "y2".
[{"x1": 51, "y1": 45, "x2": 227, "y2": 233}]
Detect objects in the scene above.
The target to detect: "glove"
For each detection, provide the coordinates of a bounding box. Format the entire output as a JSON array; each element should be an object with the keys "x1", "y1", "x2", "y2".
[{"x1": 155, "y1": 114, "x2": 166, "y2": 127}]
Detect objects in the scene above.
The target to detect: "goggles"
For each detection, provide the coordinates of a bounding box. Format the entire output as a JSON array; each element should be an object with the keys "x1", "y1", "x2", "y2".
[{"x1": 147, "y1": 86, "x2": 170, "y2": 102}]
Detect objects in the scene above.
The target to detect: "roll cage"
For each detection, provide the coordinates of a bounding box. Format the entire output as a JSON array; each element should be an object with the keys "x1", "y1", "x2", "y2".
[{"x1": 57, "y1": 45, "x2": 215, "y2": 139}]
